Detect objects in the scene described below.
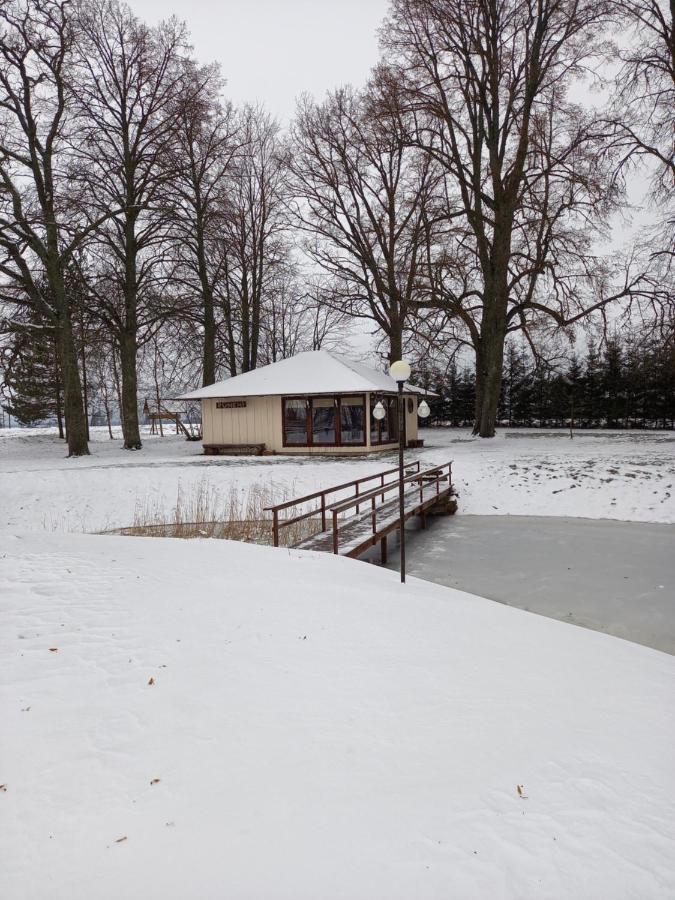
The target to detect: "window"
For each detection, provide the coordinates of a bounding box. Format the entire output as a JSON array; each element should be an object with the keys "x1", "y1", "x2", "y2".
[
  {"x1": 388, "y1": 397, "x2": 399, "y2": 441},
  {"x1": 282, "y1": 395, "x2": 366, "y2": 447},
  {"x1": 312, "y1": 398, "x2": 336, "y2": 444},
  {"x1": 370, "y1": 403, "x2": 385, "y2": 444},
  {"x1": 283, "y1": 398, "x2": 308, "y2": 444},
  {"x1": 371, "y1": 395, "x2": 400, "y2": 445},
  {"x1": 340, "y1": 396, "x2": 365, "y2": 445}
]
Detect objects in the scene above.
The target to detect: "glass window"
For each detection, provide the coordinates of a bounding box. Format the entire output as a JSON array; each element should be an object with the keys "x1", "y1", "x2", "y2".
[
  {"x1": 370, "y1": 396, "x2": 394, "y2": 444},
  {"x1": 388, "y1": 397, "x2": 399, "y2": 442},
  {"x1": 312, "y1": 397, "x2": 336, "y2": 444},
  {"x1": 340, "y1": 396, "x2": 365, "y2": 444},
  {"x1": 284, "y1": 398, "x2": 308, "y2": 444}
]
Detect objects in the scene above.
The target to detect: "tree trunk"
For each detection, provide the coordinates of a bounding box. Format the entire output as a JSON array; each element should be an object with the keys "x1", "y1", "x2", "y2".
[
  {"x1": 196, "y1": 229, "x2": 217, "y2": 386},
  {"x1": 202, "y1": 293, "x2": 217, "y2": 387},
  {"x1": 102, "y1": 386, "x2": 114, "y2": 440},
  {"x1": 473, "y1": 350, "x2": 485, "y2": 434},
  {"x1": 112, "y1": 349, "x2": 123, "y2": 423},
  {"x1": 54, "y1": 343, "x2": 64, "y2": 440},
  {"x1": 119, "y1": 333, "x2": 142, "y2": 450},
  {"x1": 57, "y1": 318, "x2": 90, "y2": 456},
  {"x1": 80, "y1": 329, "x2": 91, "y2": 442},
  {"x1": 388, "y1": 326, "x2": 403, "y2": 365},
  {"x1": 473, "y1": 307, "x2": 507, "y2": 438}
]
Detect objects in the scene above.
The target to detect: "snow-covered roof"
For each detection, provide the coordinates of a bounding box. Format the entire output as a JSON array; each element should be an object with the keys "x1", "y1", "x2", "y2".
[{"x1": 177, "y1": 351, "x2": 430, "y2": 400}]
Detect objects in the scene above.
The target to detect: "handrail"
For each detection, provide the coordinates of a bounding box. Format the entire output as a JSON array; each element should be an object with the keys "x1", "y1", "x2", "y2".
[
  {"x1": 330, "y1": 461, "x2": 452, "y2": 556},
  {"x1": 264, "y1": 461, "x2": 420, "y2": 514},
  {"x1": 324, "y1": 473, "x2": 411, "y2": 512},
  {"x1": 265, "y1": 460, "x2": 421, "y2": 548},
  {"x1": 330, "y1": 464, "x2": 449, "y2": 515}
]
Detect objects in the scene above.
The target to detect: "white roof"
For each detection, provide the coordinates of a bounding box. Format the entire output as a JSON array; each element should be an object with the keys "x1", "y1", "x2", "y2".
[{"x1": 177, "y1": 351, "x2": 429, "y2": 400}]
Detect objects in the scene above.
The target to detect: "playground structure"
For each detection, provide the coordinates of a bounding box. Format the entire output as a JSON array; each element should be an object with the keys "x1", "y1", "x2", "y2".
[{"x1": 143, "y1": 399, "x2": 200, "y2": 440}]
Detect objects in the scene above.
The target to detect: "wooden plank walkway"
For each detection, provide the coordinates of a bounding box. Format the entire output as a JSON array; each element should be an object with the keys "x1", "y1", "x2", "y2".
[{"x1": 266, "y1": 461, "x2": 453, "y2": 560}]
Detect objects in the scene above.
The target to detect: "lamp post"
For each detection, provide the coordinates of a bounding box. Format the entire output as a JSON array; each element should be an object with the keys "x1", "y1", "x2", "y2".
[{"x1": 389, "y1": 359, "x2": 411, "y2": 582}]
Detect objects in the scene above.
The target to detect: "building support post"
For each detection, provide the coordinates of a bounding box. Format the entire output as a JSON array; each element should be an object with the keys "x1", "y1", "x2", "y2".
[{"x1": 398, "y1": 380, "x2": 405, "y2": 584}]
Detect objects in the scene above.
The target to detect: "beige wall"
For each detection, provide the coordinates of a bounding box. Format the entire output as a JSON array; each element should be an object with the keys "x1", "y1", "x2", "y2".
[
  {"x1": 201, "y1": 391, "x2": 418, "y2": 454},
  {"x1": 406, "y1": 394, "x2": 419, "y2": 442},
  {"x1": 202, "y1": 396, "x2": 282, "y2": 449}
]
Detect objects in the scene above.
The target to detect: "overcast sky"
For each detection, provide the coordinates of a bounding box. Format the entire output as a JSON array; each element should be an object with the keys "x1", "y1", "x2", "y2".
[
  {"x1": 128, "y1": 0, "x2": 651, "y2": 361},
  {"x1": 129, "y1": 0, "x2": 390, "y2": 120}
]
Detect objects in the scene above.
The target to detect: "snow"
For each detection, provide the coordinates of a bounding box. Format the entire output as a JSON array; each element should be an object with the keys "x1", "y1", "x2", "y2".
[
  {"x1": 2, "y1": 425, "x2": 674, "y2": 898},
  {"x1": 1, "y1": 425, "x2": 673, "y2": 535},
  {"x1": 2, "y1": 532, "x2": 675, "y2": 899},
  {"x1": 177, "y1": 349, "x2": 428, "y2": 399}
]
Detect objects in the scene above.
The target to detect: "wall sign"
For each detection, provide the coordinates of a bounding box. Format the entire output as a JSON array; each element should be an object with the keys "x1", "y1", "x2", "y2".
[{"x1": 216, "y1": 400, "x2": 247, "y2": 409}]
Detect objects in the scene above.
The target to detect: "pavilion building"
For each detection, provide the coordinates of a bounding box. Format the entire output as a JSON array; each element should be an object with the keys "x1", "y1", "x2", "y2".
[{"x1": 178, "y1": 350, "x2": 429, "y2": 455}]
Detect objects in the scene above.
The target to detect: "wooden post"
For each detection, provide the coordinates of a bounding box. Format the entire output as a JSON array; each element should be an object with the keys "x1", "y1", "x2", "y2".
[
  {"x1": 272, "y1": 510, "x2": 279, "y2": 548},
  {"x1": 397, "y1": 382, "x2": 406, "y2": 583},
  {"x1": 320, "y1": 493, "x2": 326, "y2": 532},
  {"x1": 332, "y1": 510, "x2": 339, "y2": 555},
  {"x1": 380, "y1": 536, "x2": 387, "y2": 564}
]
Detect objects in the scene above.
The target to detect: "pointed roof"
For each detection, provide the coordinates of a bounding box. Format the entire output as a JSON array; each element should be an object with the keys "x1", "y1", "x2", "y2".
[{"x1": 177, "y1": 350, "x2": 428, "y2": 400}]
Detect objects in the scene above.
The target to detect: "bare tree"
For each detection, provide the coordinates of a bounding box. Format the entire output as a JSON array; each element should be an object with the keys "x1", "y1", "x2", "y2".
[
  {"x1": 257, "y1": 274, "x2": 349, "y2": 364},
  {"x1": 70, "y1": 0, "x2": 189, "y2": 449},
  {"x1": 291, "y1": 82, "x2": 438, "y2": 363},
  {"x1": 607, "y1": 0, "x2": 674, "y2": 202},
  {"x1": 220, "y1": 105, "x2": 289, "y2": 375},
  {"x1": 604, "y1": 0, "x2": 674, "y2": 333},
  {"x1": 168, "y1": 62, "x2": 241, "y2": 386},
  {"x1": 383, "y1": 0, "x2": 651, "y2": 436},
  {"x1": 0, "y1": 0, "x2": 91, "y2": 454}
]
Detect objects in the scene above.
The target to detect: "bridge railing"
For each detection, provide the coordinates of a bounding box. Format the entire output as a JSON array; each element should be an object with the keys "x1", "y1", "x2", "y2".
[
  {"x1": 264, "y1": 461, "x2": 421, "y2": 548},
  {"x1": 328, "y1": 462, "x2": 452, "y2": 555}
]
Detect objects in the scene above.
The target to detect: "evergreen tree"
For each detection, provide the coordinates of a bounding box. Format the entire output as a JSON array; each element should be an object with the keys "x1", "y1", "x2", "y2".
[
  {"x1": 601, "y1": 338, "x2": 625, "y2": 427},
  {"x1": 2, "y1": 321, "x2": 64, "y2": 431},
  {"x1": 582, "y1": 339, "x2": 601, "y2": 427}
]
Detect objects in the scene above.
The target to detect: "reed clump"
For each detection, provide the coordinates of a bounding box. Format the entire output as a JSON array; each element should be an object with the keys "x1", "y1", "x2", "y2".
[{"x1": 118, "y1": 478, "x2": 319, "y2": 547}]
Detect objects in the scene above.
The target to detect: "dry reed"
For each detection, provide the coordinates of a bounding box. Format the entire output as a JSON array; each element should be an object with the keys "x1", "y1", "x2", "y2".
[{"x1": 117, "y1": 478, "x2": 321, "y2": 547}]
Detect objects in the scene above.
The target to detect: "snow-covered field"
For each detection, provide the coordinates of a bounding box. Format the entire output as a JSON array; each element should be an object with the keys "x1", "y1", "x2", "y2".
[
  {"x1": 2, "y1": 426, "x2": 675, "y2": 899},
  {"x1": 1, "y1": 425, "x2": 674, "y2": 533}
]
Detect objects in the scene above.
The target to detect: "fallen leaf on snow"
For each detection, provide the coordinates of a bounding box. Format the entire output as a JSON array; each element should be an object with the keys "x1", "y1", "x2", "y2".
[
  {"x1": 49, "y1": 648, "x2": 58, "y2": 653},
  {"x1": 114, "y1": 836, "x2": 127, "y2": 843},
  {"x1": 150, "y1": 778, "x2": 160, "y2": 785},
  {"x1": 147, "y1": 677, "x2": 155, "y2": 686}
]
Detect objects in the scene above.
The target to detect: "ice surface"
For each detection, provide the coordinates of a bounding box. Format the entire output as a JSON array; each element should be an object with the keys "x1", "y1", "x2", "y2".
[{"x1": 391, "y1": 514, "x2": 675, "y2": 653}]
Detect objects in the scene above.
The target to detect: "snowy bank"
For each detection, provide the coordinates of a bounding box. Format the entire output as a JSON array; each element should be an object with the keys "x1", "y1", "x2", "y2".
[
  {"x1": 2, "y1": 533, "x2": 674, "y2": 900},
  {"x1": 1, "y1": 426, "x2": 674, "y2": 534}
]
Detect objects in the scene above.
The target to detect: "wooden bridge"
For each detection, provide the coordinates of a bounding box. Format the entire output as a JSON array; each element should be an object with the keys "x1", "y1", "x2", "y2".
[{"x1": 265, "y1": 460, "x2": 454, "y2": 561}]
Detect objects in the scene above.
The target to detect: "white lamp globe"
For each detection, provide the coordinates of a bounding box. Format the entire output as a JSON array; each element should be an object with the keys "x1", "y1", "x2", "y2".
[
  {"x1": 389, "y1": 359, "x2": 411, "y2": 382},
  {"x1": 372, "y1": 400, "x2": 386, "y2": 420},
  {"x1": 418, "y1": 399, "x2": 431, "y2": 418}
]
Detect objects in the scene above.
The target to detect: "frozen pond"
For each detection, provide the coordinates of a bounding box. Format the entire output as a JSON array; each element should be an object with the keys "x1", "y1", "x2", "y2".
[{"x1": 385, "y1": 515, "x2": 675, "y2": 654}]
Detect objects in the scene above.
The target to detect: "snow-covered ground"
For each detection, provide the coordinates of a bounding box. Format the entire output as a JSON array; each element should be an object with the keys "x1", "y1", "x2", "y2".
[
  {"x1": 2, "y1": 425, "x2": 674, "y2": 898},
  {"x1": 1, "y1": 425, "x2": 673, "y2": 533},
  {"x1": 2, "y1": 533, "x2": 675, "y2": 900}
]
